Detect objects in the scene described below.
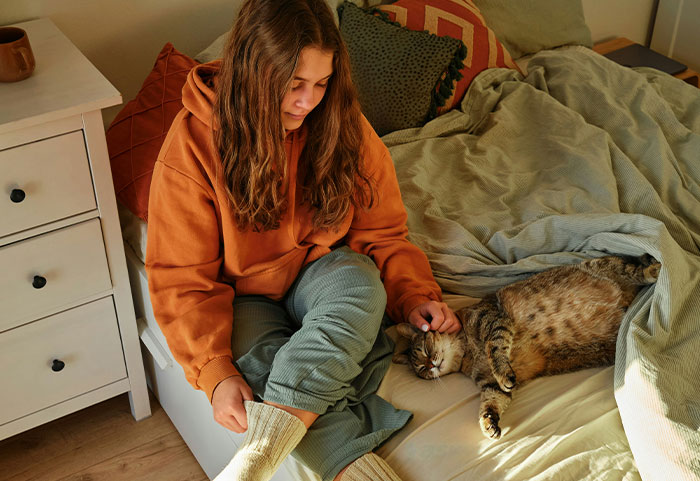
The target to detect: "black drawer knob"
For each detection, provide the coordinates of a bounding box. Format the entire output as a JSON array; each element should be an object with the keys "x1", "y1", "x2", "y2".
[
  {"x1": 32, "y1": 275, "x2": 47, "y2": 289},
  {"x1": 10, "y1": 188, "x2": 26, "y2": 203},
  {"x1": 51, "y1": 359, "x2": 65, "y2": 372}
]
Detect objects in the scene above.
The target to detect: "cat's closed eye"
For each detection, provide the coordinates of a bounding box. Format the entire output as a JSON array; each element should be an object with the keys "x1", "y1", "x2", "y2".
[
  {"x1": 394, "y1": 323, "x2": 466, "y2": 380},
  {"x1": 395, "y1": 254, "x2": 661, "y2": 440}
]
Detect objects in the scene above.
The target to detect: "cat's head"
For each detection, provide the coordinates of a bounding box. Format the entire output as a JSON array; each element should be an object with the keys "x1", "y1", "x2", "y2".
[{"x1": 393, "y1": 323, "x2": 466, "y2": 380}]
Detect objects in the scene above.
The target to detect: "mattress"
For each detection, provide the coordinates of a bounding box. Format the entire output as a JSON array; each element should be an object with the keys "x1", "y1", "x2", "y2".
[{"x1": 119, "y1": 202, "x2": 639, "y2": 481}]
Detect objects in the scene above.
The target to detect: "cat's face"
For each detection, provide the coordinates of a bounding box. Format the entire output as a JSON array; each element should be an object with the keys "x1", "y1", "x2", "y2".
[{"x1": 394, "y1": 324, "x2": 466, "y2": 379}]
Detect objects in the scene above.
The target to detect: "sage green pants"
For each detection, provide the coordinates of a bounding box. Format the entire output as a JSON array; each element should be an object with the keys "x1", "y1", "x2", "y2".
[{"x1": 232, "y1": 247, "x2": 412, "y2": 481}]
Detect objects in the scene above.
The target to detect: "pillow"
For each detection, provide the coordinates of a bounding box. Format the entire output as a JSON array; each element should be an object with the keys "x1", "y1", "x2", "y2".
[
  {"x1": 106, "y1": 43, "x2": 199, "y2": 222},
  {"x1": 472, "y1": 0, "x2": 593, "y2": 59},
  {"x1": 338, "y1": 2, "x2": 466, "y2": 136},
  {"x1": 376, "y1": 0, "x2": 520, "y2": 114},
  {"x1": 194, "y1": 33, "x2": 228, "y2": 63}
]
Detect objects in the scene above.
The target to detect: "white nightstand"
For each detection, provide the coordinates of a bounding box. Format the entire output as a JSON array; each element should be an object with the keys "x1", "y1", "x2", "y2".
[{"x1": 0, "y1": 18, "x2": 151, "y2": 440}]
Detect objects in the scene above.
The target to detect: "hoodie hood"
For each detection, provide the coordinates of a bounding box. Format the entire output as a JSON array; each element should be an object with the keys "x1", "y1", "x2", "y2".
[
  {"x1": 181, "y1": 60, "x2": 306, "y2": 142},
  {"x1": 182, "y1": 60, "x2": 221, "y2": 128}
]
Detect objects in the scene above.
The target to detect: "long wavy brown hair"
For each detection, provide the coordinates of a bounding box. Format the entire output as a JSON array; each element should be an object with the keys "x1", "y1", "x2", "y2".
[{"x1": 214, "y1": 0, "x2": 374, "y2": 231}]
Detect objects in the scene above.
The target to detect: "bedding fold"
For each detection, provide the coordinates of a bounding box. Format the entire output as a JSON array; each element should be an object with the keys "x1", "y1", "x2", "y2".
[{"x1": 382, "y1": 46, "x2": 700, "y2": 481}]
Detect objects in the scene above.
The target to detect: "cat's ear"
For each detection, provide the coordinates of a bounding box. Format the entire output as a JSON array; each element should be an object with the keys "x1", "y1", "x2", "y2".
[
  {"x1": 396, "y1": 322, "x2": 421, "y2": 340},
  {"x1": 392, "y1": 353, "x2": 410, "y2": 365}
]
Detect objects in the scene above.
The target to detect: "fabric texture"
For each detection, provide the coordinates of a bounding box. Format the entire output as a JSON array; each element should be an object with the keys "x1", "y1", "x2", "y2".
[
  {"x1": 106, "y1": 42, "x2": 198, "y2": 221},
  {"x1": 145, "y1": 61, "x2": 442, "y2": 402},
  {"x1": 343, "y1": 453, "x2": 402, "y2": 481},
  {"x1": 122, "y1": 46, "x2": 700, "y2": 481},
  {"x1": 338, "y1": 2, "x2": 466, "y2": 136},
  {"x1": 231, "y1": 247, "x2": 412, "y2": 481},
  {"x1": 375, "y1": 332, "x2": 639, "y2": 481},
  {"x1": 214, "y1": 401, "x2": 307, "y2": 481},
  {"x1": 378, "y1": 47, "x2": 700, "y2": 481},
  {"x1": 376, "y1": 0, "x2": 519, "y2": 114},
  {"x1": 472, "y1": 0, "x2": 592, "y2": 59}
]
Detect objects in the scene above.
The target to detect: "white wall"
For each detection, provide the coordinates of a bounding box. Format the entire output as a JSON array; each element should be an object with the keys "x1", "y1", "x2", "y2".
[
  {"x1": 582, "y1": 0, "x2": 657, "y2": 45},
  {"x1": 1, "y1": 0, "x2": 239, "y2": 126},
  {"x1": 1, "y1": 0, "x2": 656, "y2": 127},
  {"x1": 651, "y1": 0, "x2": 700, "y2": 73}
]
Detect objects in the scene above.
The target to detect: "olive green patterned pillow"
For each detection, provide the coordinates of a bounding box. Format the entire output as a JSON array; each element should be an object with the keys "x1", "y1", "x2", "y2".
[{"x1": 338, "y1": 2, "x2": 466, "y2": 136}]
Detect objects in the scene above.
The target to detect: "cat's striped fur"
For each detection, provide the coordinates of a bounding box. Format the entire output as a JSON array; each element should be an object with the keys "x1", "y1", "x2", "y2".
[{"x1": 395, "y1": 254, "x2": 661, "y2": 439}]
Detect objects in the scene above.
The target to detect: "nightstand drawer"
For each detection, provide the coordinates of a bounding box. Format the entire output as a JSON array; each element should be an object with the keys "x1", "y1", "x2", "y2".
[
  {"x1": 0, "y1": 297, "x2": 127, "y2": 426},
  {"x1": 0, "y1": 130, "x2": 97, "y2": 239},
  {"x1": 0, "y1": 218, "x2": 112, "y2": 331}
]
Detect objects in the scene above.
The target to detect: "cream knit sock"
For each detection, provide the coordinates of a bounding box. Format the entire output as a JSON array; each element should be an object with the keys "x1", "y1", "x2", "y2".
[
  {"x1": 214, "y1": 401, "x2": 307, "y2": 481},
  {"x1": 341, "y1": 453, "x2": 403, "y2": 481}
]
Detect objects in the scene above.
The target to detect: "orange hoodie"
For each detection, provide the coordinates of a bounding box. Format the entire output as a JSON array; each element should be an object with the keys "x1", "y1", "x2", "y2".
[{"x1": 145, "y1": 61, "x2": 442, "y2": 401}]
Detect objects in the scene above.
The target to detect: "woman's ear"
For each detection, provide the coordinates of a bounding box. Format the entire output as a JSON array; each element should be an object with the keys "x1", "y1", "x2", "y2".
[{"x1": 396, "y1": 322, "x2": 420, "y2": 340}]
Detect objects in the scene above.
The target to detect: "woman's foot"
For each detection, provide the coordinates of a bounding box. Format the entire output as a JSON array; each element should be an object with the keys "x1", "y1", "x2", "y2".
[{"x1": 213, "y1": 401, "x2": 307, "y2": 481}]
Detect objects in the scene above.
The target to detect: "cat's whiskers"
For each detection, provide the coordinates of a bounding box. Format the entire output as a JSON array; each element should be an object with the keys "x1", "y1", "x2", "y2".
[
  {"x1": 396, "y1": 254, "x2": 661, "y2": 440},
  {"x1": 430, "y1": 372, "x2": 449, "y2": 392}
]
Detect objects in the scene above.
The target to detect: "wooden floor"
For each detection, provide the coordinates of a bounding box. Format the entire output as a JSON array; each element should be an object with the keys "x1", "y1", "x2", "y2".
[{"x1": 0, "y1": 392, "x2": 208, "y2": 481}]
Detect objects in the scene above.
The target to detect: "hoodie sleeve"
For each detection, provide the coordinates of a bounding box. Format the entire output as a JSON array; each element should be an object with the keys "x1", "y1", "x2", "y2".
[
  {"x1": 145, "y1": 114, "x2": 239, "y2": 402},
  {"x1": 345, "y1": 120, "x2": 442, "y2": 323}
]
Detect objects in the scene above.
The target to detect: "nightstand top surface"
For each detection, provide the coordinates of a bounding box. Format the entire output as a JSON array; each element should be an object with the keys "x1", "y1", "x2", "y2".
[{"x1": 0, "y1": 18, "x2": 121, "y2": 135}]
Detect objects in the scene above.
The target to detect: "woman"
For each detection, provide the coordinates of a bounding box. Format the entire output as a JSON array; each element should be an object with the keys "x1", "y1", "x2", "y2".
[{"x1": 145, "y1": 0, "x2": 459, "y2": 480}]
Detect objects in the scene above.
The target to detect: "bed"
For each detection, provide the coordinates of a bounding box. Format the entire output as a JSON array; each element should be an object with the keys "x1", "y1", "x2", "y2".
[{"x1": 109, "y1": 1, "x2": 700, "y2": 480}]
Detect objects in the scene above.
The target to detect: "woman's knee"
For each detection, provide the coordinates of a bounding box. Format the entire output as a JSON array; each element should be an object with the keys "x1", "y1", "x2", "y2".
[
  {"x1": 315, "y1": 250, "x2": 386, "y2": 330},
  {"x1": 326, "y1": 248, "x2": 386, "y2": 304},
  {"x1": 288, "y1": 248, "x2": 387, "y2": 346},
  {"x1": 231, "y1": 295, "x2": 293, "y2": 360}
]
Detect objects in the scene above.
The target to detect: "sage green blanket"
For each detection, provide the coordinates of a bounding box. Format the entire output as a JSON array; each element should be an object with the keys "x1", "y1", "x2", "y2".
[{"x1": 383, "y1": 46, "x2": 700, "y2": 481}]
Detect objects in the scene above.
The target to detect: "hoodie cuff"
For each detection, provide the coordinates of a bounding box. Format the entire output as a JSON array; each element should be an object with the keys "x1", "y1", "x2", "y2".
[{"x1": 197, "y1": 356, "x2": 241, "y2": 403}]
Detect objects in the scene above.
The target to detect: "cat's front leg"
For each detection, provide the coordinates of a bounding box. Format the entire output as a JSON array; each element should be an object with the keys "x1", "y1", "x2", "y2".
[
  {"x1": 471, "y1": 296, "x2": 518, "y2": 392},
  {"x1": 483, "y1": 325, "x2": 517, "y2": 391},
  {"x1": 476, "y1": 380, "x2": 512, "y2": 439},
  {"x1": 486, "y1": 339, "x2": 517, "y2": 392}
]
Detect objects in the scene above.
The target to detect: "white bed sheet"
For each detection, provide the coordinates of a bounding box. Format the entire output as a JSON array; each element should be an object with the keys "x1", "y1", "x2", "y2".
[{"x1": 119, "y1": 202, "x2": 639, "y2": 480}]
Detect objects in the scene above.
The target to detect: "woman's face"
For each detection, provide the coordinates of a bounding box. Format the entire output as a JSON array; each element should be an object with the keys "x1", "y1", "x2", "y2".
[{"x1": 281, "y1": 46, "x2": 334, "y2": 131}]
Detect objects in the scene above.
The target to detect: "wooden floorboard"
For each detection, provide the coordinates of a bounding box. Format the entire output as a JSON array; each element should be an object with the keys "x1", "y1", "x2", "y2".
[{"x1": 0, "y1": 392, "x2": 208, "y2": 481}]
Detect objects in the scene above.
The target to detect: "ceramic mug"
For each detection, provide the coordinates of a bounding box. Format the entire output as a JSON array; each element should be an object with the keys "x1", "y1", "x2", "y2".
[{"x1": 0, "y1": 27, "x2": 36, "y2": 82}]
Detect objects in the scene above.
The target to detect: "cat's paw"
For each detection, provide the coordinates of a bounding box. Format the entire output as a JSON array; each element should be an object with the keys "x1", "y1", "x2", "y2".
[
  {"x1": 479, "y1": 410, "x2": 502, "y2": 439},
  {"x1": 644, "y1": 262, "x2": 661, "y2": 282},
  {"x1": 502, "y1": 373, "x2": 517, "y2": 391},
  {"x1": 495, "y1": 366, "x2": 517, "y2": 392}
]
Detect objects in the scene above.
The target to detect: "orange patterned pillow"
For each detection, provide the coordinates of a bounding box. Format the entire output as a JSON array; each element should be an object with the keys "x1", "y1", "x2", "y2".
[
  {"x1": 377, "y1": 0, "x2": 520, "y2": 114},
  {"x1": 106, "y1": 43, "x2": 198, "y2": 221}
]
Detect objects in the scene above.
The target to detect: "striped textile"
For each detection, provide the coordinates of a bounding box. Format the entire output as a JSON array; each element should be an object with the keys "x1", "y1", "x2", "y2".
[
  {"x1": 231, "y1": 247, "x2": 411, "y2": 481},
  {"x1": 382, "y1": 47, "x2": 700, "y2": 481},
  {"x1": 377, "y1": 0, "x2": 520, "y2": 114}
]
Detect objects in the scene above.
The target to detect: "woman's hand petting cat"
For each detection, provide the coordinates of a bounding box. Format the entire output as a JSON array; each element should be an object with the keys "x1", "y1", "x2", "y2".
[
  {"x1": 408, "y1": 301, "x2": 461, "y2": 334},
  {"x1": 211, "y1": 374, "x2": 254, "y2": 433}
]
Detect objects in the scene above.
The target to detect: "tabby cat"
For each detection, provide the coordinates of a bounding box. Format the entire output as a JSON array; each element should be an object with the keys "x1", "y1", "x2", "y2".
[{"x1": 394, "y1": 254, "x2": 661, "y2": 439}]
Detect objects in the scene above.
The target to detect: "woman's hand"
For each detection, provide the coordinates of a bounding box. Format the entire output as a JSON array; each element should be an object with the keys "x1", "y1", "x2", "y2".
[
  {"x1": 211, "y1": 374, "x2": 254, "y2": 433},
  {"x1": 408, "y1": 301, "x2": 461, "y2": 334}
]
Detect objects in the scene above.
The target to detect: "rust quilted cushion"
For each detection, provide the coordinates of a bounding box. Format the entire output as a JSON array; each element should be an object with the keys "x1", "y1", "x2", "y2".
[
  {"x1": 377, "y1": 0, "x2": 520, "y2": 114},
  {"x1": 106, "y1": 43, "x2": 199, "y2": 222}
]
